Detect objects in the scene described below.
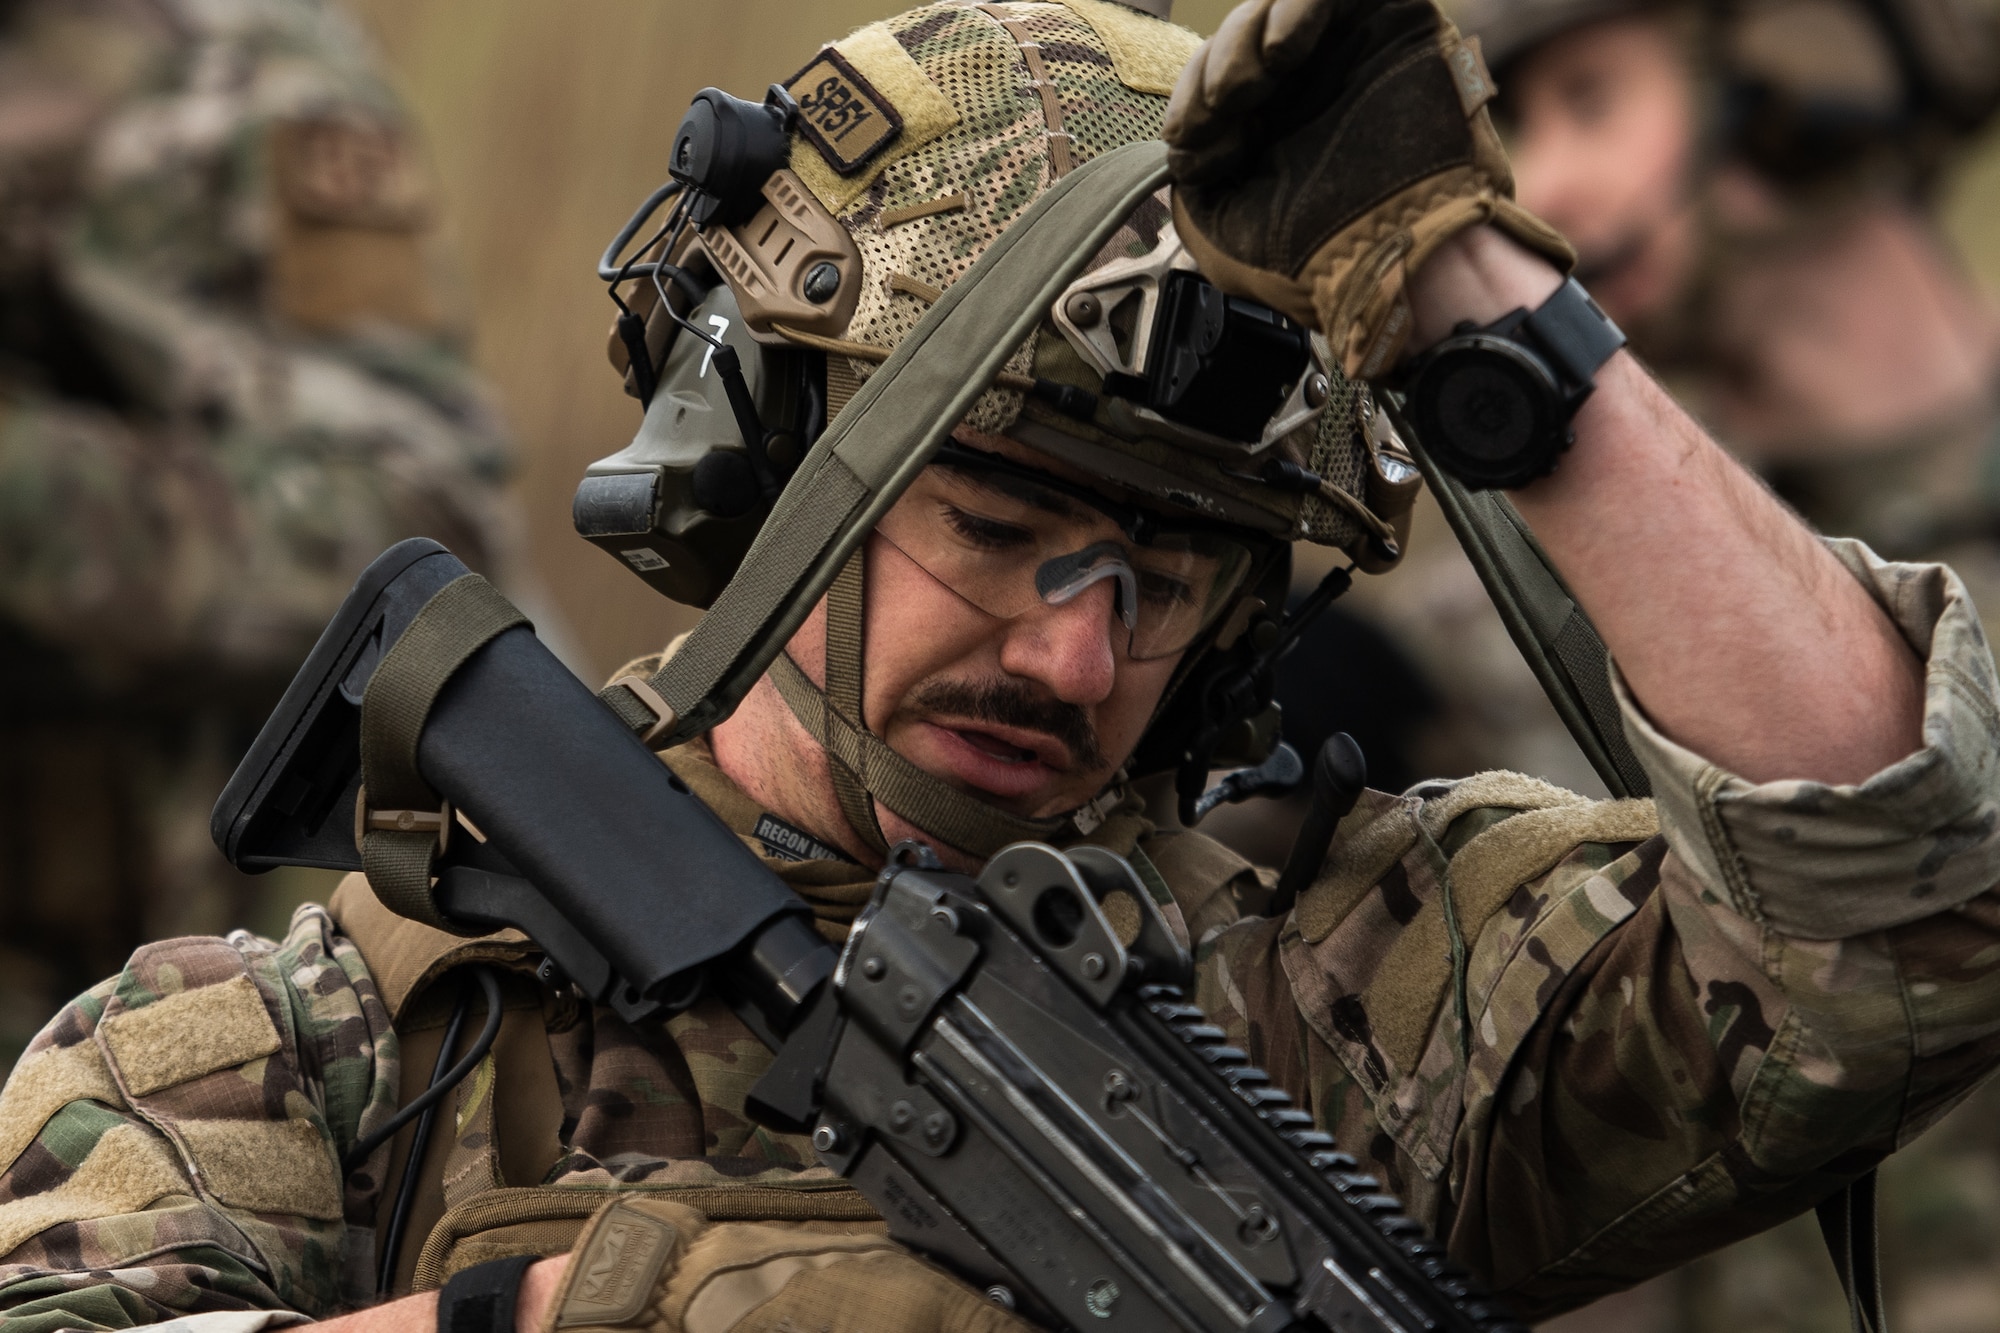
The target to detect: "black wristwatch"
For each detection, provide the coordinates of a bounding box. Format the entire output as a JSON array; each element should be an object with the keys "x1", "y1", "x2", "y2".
[{"x1": 1403, "y1": 276, "x2": 1626, "y2": 490}]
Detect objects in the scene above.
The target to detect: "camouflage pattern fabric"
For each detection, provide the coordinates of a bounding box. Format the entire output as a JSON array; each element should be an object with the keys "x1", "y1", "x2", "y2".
[
  {"x1": 0, "y1": 543, "x2": 1991, "y2": 1326},
  {"x1": 794, "y1": 0, "x2": 1197, "y2": 438},
  {"x1": 1196, "y1": 540, "x2": 2000, "y2": 1321},
  {"x1": 0, "y1": 0, "x2": 515, "y2": 1064},
  {"x1": 1530, "y1": 403, "x2": 2000, "y2": 1332},
  {"x1": 0, "y1": 905, "x2": 396, "y2": 1332}
]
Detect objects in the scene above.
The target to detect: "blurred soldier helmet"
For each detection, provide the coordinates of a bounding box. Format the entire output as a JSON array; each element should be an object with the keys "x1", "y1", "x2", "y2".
[
  {"x1": 1461, "y1": 0, "x2": 2000, "y2": 190},
  {"x1": 576, "y1": 0, "x2": 1419, "y2": 856}
]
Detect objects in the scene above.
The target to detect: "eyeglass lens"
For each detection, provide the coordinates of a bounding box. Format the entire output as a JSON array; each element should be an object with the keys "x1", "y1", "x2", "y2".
[{"x1": 874, "y1": 462, "x2": 1252, "y2": 660}]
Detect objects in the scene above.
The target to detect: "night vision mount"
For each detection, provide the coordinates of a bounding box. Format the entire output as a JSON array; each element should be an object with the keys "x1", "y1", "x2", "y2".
[{"x1": 1050, "y1": 223, "x2": 1323, "y2": 452}]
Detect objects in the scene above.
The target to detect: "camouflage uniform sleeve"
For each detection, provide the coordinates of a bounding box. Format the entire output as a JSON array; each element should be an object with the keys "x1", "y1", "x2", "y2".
[
  {"x1": 0, "y1": 0, "x2": 513, "y2": 677},
  {"x1": 0, "y1": 906, "x2": 398, "y2": 1330},
  {"x1": 1194, "y1": 541, "x2": 2000, "y2": 1319}
]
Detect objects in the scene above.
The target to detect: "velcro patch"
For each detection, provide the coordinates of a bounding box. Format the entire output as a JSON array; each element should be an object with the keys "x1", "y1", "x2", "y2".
[
  {"x1": 177, "y1": 1117, "x2": 343, "y2": 1221},
  {"x1": 100, "y1": 973, "x2": 281, "y2": 1098},
  {"x1": 786, "y1": 48, "x2": 903, "y2": 176}
]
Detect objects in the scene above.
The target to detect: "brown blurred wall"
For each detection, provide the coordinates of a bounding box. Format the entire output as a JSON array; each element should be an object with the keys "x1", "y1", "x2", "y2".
[{"x1": 342, "y1": 0, "x2": 1237, "y2": 683}]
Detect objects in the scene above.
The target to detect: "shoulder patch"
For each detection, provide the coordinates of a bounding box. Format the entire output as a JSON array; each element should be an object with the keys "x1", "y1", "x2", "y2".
[
  {"x1": 1295, "y1": 790, "x2": 1425, "y2": 944},
  {"x1": 786, "y1": 47, "x2": 904, "y2": 176},
  {"x1": 0, "y1": 1040, "x2": 124, "y2": 1175},
  {"x1": 99, "y1": 973, "x2": 280, "y2": 1098},
  {"x1": 177, "y1": 1118, "x2": 343, "y2": 1221},
  {"x1": 1413, "y1": 768, "x2": 1585, "y2": 842},
  {"x1": 1054, "y1": 0, "x2": 1202, "y2": 95},
  {"x1": 0, "y1": 1120, "x2": 191, "y2": 1259},
  {"x1": 1449, "y1": 798, "x2": 1660, "y2": 917}
]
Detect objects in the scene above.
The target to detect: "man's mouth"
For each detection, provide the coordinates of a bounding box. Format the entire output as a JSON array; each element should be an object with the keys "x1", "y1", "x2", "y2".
[
  {"x1": 913, "y1": 717, "x2": 1076, "y2": 804},
  {"x1": 927, "y1": 714, "x2": 1072, "y2": 771},
  {"x1": 900, "y1": 676, "x2": 1107, "y2": 806},
  {"x1": 955, "y1": 727, "x2": 1044, "y2": 765}
]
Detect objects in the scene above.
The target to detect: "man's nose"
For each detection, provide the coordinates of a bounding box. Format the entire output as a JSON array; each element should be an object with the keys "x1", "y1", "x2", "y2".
[{"x1": 999, "y1": 578, "x2": 1119, "y2": 706}]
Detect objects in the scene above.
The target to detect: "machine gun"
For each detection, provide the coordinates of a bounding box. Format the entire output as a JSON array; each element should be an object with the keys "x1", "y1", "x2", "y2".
[{"x1": 214, "y1": 539, "x2": 1526, "y2": 1333}]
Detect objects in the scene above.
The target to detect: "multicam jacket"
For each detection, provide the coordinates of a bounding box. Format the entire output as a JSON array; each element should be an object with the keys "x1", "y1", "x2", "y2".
[
  {"x1": 0, "y1": 541, "x2": 1995, "y2": 1329},
  {"x1": 0, "y1": 0, "x2": 517, "y2": 1052}
]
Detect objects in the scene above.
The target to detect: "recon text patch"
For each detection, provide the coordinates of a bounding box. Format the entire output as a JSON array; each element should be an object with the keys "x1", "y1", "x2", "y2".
[
  {"x1": 786, "y1": 48, "x2": 903, "y2": 175},
  {"x1": 755, "y1": 812, "x2": 856, "y2": 864}
]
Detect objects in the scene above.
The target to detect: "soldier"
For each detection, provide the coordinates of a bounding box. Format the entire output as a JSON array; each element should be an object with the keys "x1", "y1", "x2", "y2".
[
  {"x1": 1450, "y1": 0, "x2": 2000, "y2": 1326},
  {"x1": 0, "y1": 2, "x2": 1993, "y2": 1332},
  {"x1": 0, "y1": 0, "x2": 517, "y2": 1062}
]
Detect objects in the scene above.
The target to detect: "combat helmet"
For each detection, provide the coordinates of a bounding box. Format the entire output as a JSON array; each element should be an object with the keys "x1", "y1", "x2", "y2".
[{"x1": 574, "y1": 0, "x2": 1420, "y2": 858}]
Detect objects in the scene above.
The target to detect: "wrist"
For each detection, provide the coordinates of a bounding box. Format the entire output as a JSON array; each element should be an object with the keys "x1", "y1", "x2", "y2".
[
  {"x1": 432, "y1": 1254, "x2": 568, "y2": 1333},
  {"x1": 1404, "y1": 226, "x2": 1565, "y2": 357},
  {"x1": 516, "y1": 1256, "x2": 568, "y2": 1333}
]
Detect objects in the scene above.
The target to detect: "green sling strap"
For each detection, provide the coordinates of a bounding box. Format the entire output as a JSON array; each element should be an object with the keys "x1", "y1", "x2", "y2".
[
  {"x1": 598, "y1": 140, "x2": 1174, "y2": 751},
  {"x1": 358, "y1": 573, "x2": 528, "y2": 929}
]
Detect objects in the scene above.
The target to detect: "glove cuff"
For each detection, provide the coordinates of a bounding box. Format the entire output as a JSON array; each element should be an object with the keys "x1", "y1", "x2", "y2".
[{"x1": 1306, "y1": 182, "x2": 1577, "y2": 379}]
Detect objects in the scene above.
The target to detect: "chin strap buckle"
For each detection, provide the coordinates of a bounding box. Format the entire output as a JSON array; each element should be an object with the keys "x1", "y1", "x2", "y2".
[{"x1": 1071, "y1": 783, "x2": 1127, "y2": 837}]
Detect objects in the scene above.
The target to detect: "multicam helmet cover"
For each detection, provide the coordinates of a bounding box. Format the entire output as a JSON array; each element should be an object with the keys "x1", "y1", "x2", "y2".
[{"x1": 601, "y1": 0, "x2": 1415, "y2": 580}]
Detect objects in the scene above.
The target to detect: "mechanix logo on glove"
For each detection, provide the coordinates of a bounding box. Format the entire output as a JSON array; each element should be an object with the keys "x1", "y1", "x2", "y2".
[
  {"x1": 557, "y1": 1206, "x2": 681, "y2": 1326},
  {"x1": 1163, "y1": 0, "x2": 1574, "y2": 378}
]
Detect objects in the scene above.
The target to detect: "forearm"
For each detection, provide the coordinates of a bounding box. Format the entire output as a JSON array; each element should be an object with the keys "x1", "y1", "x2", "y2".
[
  {"x1": 311, "y1": 1259, "x2": 565, "y2": 1333},
  {"x1": 1404, "y1": 227, "x2": 1925, "y2": 784}
]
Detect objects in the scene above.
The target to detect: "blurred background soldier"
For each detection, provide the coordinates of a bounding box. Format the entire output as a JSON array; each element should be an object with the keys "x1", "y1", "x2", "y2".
[
  {"x1": 0, "y1": 0, "x2": 520, "y2": 1066},
  {"x1": 1427, "y1": 0, "x2": 2000, "y2": 1327}
]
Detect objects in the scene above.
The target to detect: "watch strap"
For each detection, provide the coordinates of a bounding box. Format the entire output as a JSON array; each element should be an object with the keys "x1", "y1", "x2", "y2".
[
  {"x1": 437, "y1": 1254, "x2": 536, "y2": 1333},
  {"x1": 1519, "y1": 277, "x2": 1626, "y2": 397}
]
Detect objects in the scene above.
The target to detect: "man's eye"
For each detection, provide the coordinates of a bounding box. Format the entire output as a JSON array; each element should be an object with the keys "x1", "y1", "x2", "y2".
[
  {"x1": 1137, "y1": 568, "x2": 1196, "y2": 610},
  {"x1": 942, "y1": 505, "x2": 1033, "y2": 550},
  {"x1": 1562, "y1": 71, "x2": 1614, "y2": 127}
]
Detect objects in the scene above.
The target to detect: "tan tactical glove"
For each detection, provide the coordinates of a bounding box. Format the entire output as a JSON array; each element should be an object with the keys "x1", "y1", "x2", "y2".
[
  {"x1": 540, "y1": 1195, "x2": 1035, "y2": 1333},
  {"x1": 1164, "y1": 0, "x2": 1575, "y2": 378}
]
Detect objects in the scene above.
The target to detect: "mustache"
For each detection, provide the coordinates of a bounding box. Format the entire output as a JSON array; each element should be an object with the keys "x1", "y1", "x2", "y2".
[{"x1": 909, "y1": 677, "x2": 1108, "y2": 771}]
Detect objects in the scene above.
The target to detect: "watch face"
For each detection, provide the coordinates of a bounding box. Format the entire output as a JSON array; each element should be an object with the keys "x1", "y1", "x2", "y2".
[{"x1": 1409, "y1": 336, "x2": 1563, "y2": 488}]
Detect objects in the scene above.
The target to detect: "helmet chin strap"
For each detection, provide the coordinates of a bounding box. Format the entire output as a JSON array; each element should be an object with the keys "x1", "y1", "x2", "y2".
[{"x1": 767, "y1": 547, "x2": 1114, "y2": 861}]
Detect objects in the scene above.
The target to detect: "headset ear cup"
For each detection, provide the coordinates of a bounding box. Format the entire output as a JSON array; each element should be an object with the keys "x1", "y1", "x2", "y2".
[
  {"x1": 671, "y1": 88, "x2": 794, "y2": 227},
  {"x1": 575, "y1": 285, "x2": 804, "y2": 608}
]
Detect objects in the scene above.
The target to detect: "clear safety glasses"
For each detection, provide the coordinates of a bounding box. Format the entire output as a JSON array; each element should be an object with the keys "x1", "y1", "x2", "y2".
[{"x1": 873, "y1": 442, "x2": 1262, "y2": 661}]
